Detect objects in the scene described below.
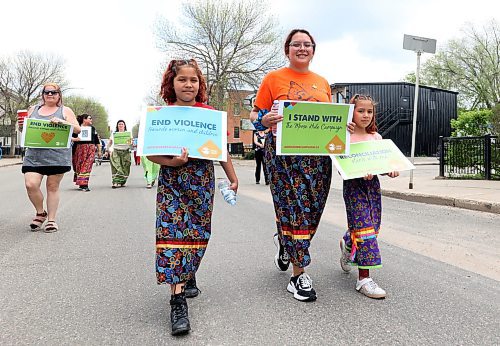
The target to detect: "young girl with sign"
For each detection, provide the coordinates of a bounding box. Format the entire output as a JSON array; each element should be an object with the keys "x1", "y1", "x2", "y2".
[
  {"x1": 147, "y1": 59, "x2": 238, "y2": 336},
  {"x1": 339, "y1": 94, "x2": 399, "y2": 299},
  {"x1": 107, "y1": 120, "x2": 132, "y2": 188}
]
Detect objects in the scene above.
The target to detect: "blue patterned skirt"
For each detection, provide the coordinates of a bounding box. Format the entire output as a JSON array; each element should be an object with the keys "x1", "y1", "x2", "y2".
[
  {"x1": 264, "y1": 133, "x2": 332, "y2": 268},
  {"x1": 155, "y1": 159, "x2": 214, "y2": 284}
]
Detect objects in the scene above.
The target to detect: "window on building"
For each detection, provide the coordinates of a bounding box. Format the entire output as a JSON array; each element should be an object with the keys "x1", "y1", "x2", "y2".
[
  {"x1": 234, "y1": 127, "x2": 240, "y2": 138},
  {"x1": 234, "y1": 103, "x2": 241, "y2": 116}
]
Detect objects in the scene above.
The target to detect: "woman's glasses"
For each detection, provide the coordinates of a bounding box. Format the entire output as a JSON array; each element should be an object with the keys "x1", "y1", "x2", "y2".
[
  {"x1": 289, "y1": 41, "x2": 315, "y2": 49},
  {"x1": 43, "y1": 90, "x2": 60, "y2": 95}
]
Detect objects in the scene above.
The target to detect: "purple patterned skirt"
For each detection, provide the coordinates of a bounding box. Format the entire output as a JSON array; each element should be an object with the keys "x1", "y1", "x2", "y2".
[{"x1": 342, "y1": 176, "x2": 382, "y2": 269}]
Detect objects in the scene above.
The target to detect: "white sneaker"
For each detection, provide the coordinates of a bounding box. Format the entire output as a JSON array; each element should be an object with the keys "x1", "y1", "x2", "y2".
[
  {"x1": 286, "y1": 272, "x2": 317, "y2": 302},
  {"x1": 356, "y1": 277, "x2": 386, "y2": 299},
  {"x1": 339, "y1": 238, "x2": 352, "y2": 272}
]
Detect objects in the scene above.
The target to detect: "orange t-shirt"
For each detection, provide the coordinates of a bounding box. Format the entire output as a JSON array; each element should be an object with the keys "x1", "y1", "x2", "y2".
[{"x1": 254, "y1": 67, "x2": 332, "y2": 111}]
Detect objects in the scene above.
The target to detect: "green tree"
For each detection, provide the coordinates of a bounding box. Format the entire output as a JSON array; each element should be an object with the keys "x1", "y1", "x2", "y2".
[
  {"x1": 451, "y1": 109, "x2": 492, "y2": 136},
  {"x1": 491, "y1": 103, "x2": 500, "y2": 136},
  {"x1": 64, "y1": 95, "x2": 110, "y2": 138},
  {"x1": 0, "y1": 51, "x2": 66, "y2": 156},
  {"x1": 155, "y1": 0, "x2": 283, "y2": 110}
]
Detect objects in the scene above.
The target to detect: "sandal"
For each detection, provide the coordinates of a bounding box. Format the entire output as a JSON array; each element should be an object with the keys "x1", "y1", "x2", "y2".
[
  {"x1": 30, "y1": 211, "x2": 47, "y2": 231},
  {"x1": 112, "y1": 183, "x2": 119, "y2": 189},
  {"x1": 44, "y1": 221, "x2": 59, "y2": 233}
]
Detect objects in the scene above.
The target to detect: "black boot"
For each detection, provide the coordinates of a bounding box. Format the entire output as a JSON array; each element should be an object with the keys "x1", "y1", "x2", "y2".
[
  {"x1": 184, "y1": 276, "x2": 199, "y2": 298},
  {"x1": 170, "y1": 292, "x2": 190, "y2": 335}
]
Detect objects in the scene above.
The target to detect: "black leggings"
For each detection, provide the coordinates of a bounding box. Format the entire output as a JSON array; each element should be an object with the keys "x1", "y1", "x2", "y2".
[{"x1": 255, "y1": 150, "x2": 268, "y2": 183}]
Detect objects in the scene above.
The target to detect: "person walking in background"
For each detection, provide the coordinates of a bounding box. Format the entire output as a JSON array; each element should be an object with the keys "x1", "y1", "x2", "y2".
[
  {"x1": 107, "y1": 120, "x2": 132, "y2": 188},
  {"x1": 339, "y1": 94, "x2": 399, "y2": 299},
  {"x1": 250, "y1": 29, "x2": 354, "y2": 302},
  {"x1": 253, "y1": 129, "x2": 269, "y2": 185},
  {"x1": 132, "y1": 138, "x2": 141, "y2": 165},
  {"x1": 71, "y1": 114, "x2": 101, "y2": 191},
  {"x1": 148, "y1": 58, "x2": 238, "y2": 336},
  {"x1": 141, "y1": 156, "x2": 160, "y2": 189},
  {"x1": 22, "y1": 83, "x2": 81, "y2": 233}
]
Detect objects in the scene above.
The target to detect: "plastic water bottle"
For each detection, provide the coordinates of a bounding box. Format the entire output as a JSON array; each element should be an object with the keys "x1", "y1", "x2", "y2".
[
  {"x1": 218, "y1": 179, "x2": 237, "y2": 205},
  {"x1": 271, "y1": 100, "x2": 279, "y2": 136}
]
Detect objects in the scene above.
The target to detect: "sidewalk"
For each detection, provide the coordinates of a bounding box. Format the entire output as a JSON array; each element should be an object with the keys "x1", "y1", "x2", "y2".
[
  {"x1": 374, "y1": 158, "x2": 500, "y2": 214},
  {"x1": 0, "y1": 157, "x2": 23, "y2": 168},
  {"x1": 3, "y1": 156, "x2": 499, "y2": 214},
  {"x1": 232, "y1": 157, "x2": 500, "y2": 215}
]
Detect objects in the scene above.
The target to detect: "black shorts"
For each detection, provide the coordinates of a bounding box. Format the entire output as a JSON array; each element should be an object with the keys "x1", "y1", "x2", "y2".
[{"x1": 22, "y1": 166, "x2": 71, "y2": 176}]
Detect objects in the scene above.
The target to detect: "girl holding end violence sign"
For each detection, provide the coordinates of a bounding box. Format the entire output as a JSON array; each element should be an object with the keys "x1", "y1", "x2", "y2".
[
  {"x1": 147, "y1": 59, "x2": 238, "y2": 336},
  {"x1": 250, "y1": 29, "x2": 355, "y2": 302}
]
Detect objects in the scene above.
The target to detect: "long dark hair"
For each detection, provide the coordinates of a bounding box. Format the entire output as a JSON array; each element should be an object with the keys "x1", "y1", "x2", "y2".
[
  {"x1": 115, "y1": 119, "x2": 127, "y2": 132},
  {"x1": 77, "y1": 114, "x2": 92, "y2": 125}
]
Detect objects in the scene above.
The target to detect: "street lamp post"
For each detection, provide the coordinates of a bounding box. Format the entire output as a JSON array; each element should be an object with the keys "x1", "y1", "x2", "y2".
[{"x1": 403, "y1": 34, "x2": 436, "y2": 189}]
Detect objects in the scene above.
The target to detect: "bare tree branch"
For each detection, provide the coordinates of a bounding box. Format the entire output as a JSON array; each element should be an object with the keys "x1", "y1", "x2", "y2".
[
  {"x1": 0, "y1": 51, "x2": 67, "y2": 156},
  {"x1": 154, "y1": 0, "x2": 284, "y2": 109}
]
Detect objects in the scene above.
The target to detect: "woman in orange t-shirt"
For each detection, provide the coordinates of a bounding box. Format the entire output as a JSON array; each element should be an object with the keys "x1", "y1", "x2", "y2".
[
  {"x1": 250, "y1": 29, "x2": 352, "y2": 302},
  {"x1": 250, "y1": 29, "x2": 332, "y2": 301}
]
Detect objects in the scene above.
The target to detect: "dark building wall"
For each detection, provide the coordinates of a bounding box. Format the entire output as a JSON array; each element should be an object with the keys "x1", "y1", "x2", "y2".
[{"x1": 331, "y1": 82, "x2": 458, "y2": 156}]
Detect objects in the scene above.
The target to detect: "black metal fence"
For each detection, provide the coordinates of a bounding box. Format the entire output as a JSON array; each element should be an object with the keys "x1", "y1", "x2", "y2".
[{"x1": 438, "y1": 135, "x2": 499, "y2": 180}]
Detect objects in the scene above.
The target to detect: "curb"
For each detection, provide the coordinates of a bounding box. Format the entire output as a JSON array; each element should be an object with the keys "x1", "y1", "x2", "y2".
[
  {"x1": 0, "y1": 162, "x2": 22, "y2": 168},
  {"x1": 382, "y1": 189, "x2": 500, "y2": 215}
]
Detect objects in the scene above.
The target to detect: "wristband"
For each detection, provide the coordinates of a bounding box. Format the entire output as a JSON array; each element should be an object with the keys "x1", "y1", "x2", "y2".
[{"x1": 252, "y1": 108, "x2": 269, "y2": 131}]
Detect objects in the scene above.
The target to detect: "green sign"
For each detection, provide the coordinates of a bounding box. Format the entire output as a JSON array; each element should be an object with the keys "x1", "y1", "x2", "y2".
[
  {"x1": 331, "y1": 139, "x2": 415, "y2": 180},
  {"x1": 113, "y1": 131, "x2": 132, "y2": 145},
  {"x1": 21, "y1": 118, "x2": 72, "y2": 148},
  {"x1": 276, "y1": 101, "x2": 353, "y2": 155}
]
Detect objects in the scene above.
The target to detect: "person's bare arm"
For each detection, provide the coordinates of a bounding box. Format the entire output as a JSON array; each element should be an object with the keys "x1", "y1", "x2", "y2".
[
  {"x1": 220, "y1": 155, "x2": 239, "y2": 193},
  {"x1": 55, "y1": 106, "x2": 81, "y2": 134}
]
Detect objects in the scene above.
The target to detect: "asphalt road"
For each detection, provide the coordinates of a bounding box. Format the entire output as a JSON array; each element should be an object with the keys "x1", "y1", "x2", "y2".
[{"x1": 0, "y1": 162, "x2": 499, "y2": 345}]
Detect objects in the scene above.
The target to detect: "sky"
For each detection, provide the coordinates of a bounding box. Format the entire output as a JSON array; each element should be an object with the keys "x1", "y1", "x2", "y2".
[{"x1": 1, "y1": 0, "x2": 498, "y2": 127}]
